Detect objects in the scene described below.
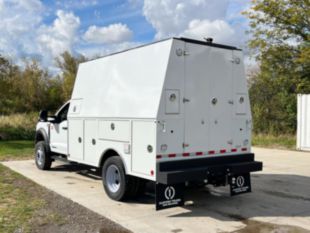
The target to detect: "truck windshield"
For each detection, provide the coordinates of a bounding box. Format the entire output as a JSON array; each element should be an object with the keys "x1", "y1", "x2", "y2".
[{"x1": 57, "y1": 103, "x2": 70, "y2": 122}]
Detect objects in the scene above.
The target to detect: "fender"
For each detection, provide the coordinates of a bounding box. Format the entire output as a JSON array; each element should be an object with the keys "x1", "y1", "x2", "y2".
[
  {"x1": 99, "y1": 148, "x2": 128, "y2": 174},
  {"x1": 35, "y1": 128, "x2": 49, "y2": 144}
]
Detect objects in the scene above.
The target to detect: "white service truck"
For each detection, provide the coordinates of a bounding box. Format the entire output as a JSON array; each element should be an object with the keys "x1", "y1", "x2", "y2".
[{"x1": 35, "y1": 37, "x2": 262, "y2": 210}]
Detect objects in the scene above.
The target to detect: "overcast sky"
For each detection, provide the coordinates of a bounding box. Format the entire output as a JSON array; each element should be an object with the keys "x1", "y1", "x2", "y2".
[{"x1": 0, "y1": 0, "x2": 252, "y2": 70}]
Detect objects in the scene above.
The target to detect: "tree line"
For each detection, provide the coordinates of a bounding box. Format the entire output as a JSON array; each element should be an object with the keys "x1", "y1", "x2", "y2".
[
  {"x1": 245, "y1": 0, "x2": 309, "y2": 135},
  {"x1": 0, "y1": 0, "x2": 309, "y2": 136},
  {"x1": 0, "y1": 52, "x2": 87, "y2": 115}
]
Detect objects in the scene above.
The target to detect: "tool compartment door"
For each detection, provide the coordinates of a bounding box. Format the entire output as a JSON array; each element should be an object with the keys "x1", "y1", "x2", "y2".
[
  {"x1": 132, "y1": 121, "x2": 156, "y2": 177},
  {"x1": 184, "y1": 43, "x2": 234, "y2": 153},
  {"x1": 68, "y1": 118, "x2": 84, "y2": 160}
]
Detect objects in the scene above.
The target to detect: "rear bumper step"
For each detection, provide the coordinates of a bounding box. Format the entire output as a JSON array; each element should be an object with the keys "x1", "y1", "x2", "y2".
[{"x1": 156, "y1": 153, "x2": 263, "y2": 184}]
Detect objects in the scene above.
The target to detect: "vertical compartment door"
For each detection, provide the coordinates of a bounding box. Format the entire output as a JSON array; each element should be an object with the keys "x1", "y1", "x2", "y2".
[
  {"x1": 132, "y1": 121, "x2": 156, "y2": 177},
  {"x1": 184, "y1": 43, "x2": 234, "y2": 153},
  {"x1": 84, "y1": 120, "x2": 98, "y2": 164},
  {"x1": 68, "y1": 119, "x2": 84, "y2": 160},
  {"x1": 183, "y1": 43, "x2": 210, "y2": 153},
  {"x1": 232, "y1": 50, "x2": 251, "y2": 149}
]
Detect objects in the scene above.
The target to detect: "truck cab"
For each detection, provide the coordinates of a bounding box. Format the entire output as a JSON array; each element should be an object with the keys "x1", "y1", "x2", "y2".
[{"x1": 35, "y1": 101, "x2": 70, "y2": 161}]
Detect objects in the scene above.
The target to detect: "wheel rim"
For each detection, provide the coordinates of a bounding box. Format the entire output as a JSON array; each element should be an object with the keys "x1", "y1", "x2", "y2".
[
  {"x1": 36, "y1": 148, "x2": 44, "y2": 166},
  {"x1": 106, "y1": 164, "x2": 121, "y2": 193}
]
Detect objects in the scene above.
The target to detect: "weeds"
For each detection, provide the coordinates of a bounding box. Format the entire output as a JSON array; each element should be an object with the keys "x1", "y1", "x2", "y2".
[
  {"x1": 252, "y1": 134, "x2": 296, "y2": 150},
  {"x1": 0, "y1": 113, "x2": 37, "y2": 140}
]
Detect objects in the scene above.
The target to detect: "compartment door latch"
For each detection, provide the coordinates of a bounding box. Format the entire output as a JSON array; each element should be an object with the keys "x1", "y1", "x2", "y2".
[{"x1": 183, "y1": 98, "x2": 190, "y2": 103}]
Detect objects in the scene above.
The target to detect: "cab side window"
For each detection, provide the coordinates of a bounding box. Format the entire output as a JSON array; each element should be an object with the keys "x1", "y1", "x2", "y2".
[{"x1": 57, "y1": 103, "x2": 70, "y2": 122}]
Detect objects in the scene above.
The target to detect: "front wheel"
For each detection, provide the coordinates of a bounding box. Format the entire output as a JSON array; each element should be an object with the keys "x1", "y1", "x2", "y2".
[
  {"x1": 102, "y1": 156, "x2": 127, "y2": 201},
  {"x1": 35, "y1": 141, "x2": 52, "y2": 170}
]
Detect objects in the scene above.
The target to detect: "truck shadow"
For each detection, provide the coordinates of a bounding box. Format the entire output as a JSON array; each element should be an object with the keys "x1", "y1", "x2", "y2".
[
  {"x1": 50, "y1": 163, "x2": 310, "y2": 219},
  {"x1": 50, "y1": 163, "x2": 102, "y2": 180},
  {"x1": 170, "y1": 173, "x2": 310, "y2": 220}
]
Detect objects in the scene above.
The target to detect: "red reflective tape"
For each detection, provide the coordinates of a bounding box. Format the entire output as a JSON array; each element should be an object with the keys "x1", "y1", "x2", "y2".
[
  {"x1": 150, "y1": 170, "x2": 154, "y2": 176},
  {"x1": 168, "y1": 154, "x2": 176, "y2": 158},
  {"x1": 196, "y1": 152, "x2": 203, "y2": 156},
  {"x1": 231, "y1": 148, "x2": 237, "y2": 152},
  {"x1": 241, "y1": 148, "x2": 247, "y2": 151},
  {"x1": 208, "y1": 150, "x2": 215, "y2": 154},
  {"x1": 220, "y1": 149, "x2": 226, "y2": 153},
  {"x1": 156, "y1": 155, "x2": 162, "y2": 159},
  {"x1": 183, "y1": 153, "x2": 190, "y2": 157}
]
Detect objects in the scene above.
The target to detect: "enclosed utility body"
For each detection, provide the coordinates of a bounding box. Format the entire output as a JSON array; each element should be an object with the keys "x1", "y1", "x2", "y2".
[{"x1": 35, "y1": 38, "x2": 262, "y2": 210}]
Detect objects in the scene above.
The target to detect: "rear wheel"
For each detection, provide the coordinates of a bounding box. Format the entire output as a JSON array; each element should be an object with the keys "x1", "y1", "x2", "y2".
[
  {"x1": 102, "y1": 156, "x2": 128, "y2": 201},
  {"x1": 35, "y1": 141, "x2": 52, "y2": 170}
]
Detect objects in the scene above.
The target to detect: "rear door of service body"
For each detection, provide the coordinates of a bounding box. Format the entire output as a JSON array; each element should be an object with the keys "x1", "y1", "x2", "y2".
[{"x1": 183, "y1": 43, "x2": 234, "y2": 153}]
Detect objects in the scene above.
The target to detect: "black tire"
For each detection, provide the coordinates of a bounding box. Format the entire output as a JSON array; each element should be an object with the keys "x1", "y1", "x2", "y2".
[
  {"x1": 102, "y1": 156, "x2": 128, "y2": 201},
  {"x1": 35, "y1": 141, "x2": 52, "y2": 170}
]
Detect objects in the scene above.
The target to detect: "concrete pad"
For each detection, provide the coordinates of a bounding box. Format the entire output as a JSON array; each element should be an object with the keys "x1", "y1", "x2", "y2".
[{"x1": 2, "y1": 147, "x2": 310, "y2": 233}]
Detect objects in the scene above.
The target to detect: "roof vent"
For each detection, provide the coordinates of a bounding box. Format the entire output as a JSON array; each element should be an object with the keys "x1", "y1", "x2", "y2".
[{"x1": 204, "y1": 37, "x2": 213, "y2": 43}]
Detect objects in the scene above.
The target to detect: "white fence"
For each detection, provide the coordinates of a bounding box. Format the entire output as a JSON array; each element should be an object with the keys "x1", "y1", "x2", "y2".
[{"x1": 297, "y1": 94, "x2": 310, "y2": 151}]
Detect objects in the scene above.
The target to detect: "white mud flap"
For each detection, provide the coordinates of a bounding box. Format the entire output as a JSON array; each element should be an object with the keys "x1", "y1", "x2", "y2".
[
  {"x1": 229, "y1": 173, "x2": 251, "y2": 196},
  {"x1": 155, "y1": 183, "x2": 184, "y2": 210}
]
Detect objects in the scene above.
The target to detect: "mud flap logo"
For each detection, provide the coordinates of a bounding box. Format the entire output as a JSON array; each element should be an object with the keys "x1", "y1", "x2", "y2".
[
  {"x1": 164, "y1": 186, "x2": 175, "y2": 200},
  {"x1": 230, "y1": 173, "x2": 251, "y2": 196},
  {"x1": 236, "y1": 176, "x2": 245, "y2": 187},
  {"x1": 156, "y1": 183, "x2": 184, "y2": 210}
]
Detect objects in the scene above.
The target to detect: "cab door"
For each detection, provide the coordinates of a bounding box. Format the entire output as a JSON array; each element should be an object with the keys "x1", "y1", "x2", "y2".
[{"x1": 50, "y1": 102, "x2": 70, "y2": 155}]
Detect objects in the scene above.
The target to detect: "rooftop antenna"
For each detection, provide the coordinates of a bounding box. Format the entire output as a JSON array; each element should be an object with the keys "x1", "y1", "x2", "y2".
[{"x1": 204, "y1": 37, "x2": 213, "y2": 43}]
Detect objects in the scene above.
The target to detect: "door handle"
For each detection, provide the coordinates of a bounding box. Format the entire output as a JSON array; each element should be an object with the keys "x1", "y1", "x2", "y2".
[{"x1": 62, "y1": 126, "x2": 68, "y2": 130}]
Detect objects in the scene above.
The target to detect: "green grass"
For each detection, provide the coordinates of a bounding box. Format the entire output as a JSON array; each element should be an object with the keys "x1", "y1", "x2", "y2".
[
  {"x1": 252, "y1": 134, "x2": 296, "y2": 150},
  {"x1": 0, "y1": 142, "x2": 68, "y2": 233},
  {"x1": 0, "y1": 141, "x2": 37, "y2": 232},
  {"x1": 0, "y1": 140, "x2": 33, "y2": 161},
  {"x1": 0, "y1": 164, "x2": 45, "y2": 233}
]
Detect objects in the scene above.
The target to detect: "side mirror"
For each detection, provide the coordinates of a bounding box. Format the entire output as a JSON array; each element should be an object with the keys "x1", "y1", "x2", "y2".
[{"x1": 39, "y1": 110, "x2": 48, "y2": 122}]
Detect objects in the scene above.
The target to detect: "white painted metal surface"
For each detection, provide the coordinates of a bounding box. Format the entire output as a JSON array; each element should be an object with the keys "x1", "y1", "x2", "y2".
[
  {"x1": 84, "y1": 120, "x2": 98, "y2": 164},
  {"x1": 184, "y1": 43, "x2": 235, "y2": 153},
  {"x1": 132, "y1": 121, "x2": 157, "y2": 176},
  {"x1": 232, "y1": 50, "x2": 252, "y2": 151},
  {"x1": 156, "y1": 39, "x2": 185, "y2": 157},
  {"x1": 69, "y1": 40, "x2": 172, "y2": 119},
  {"x1": 297, "y1": 94, "x2": 310, "y2": 151},
  {"x1": 98, "y1": 120, "x2": 130, "y2": 142},
  {"x1": 68, "y1": 118, "x2": 84, "y2": 160},
  {"x1": 39, "y1": 38, "x2": 251, "y2": 181}
]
